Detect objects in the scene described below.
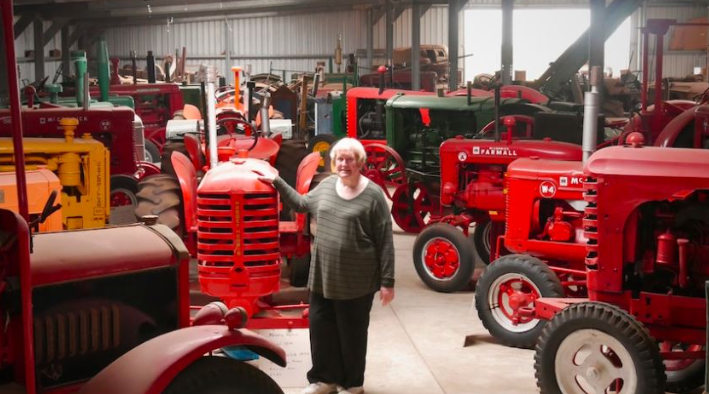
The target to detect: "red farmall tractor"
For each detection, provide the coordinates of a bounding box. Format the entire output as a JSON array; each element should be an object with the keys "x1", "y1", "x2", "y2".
[
  {"x1": 0, "y1": 4, "x2": 286, "y2": 393},
  {"x1": 136, "y1": 76, "x2": 321, "y2": 328}
]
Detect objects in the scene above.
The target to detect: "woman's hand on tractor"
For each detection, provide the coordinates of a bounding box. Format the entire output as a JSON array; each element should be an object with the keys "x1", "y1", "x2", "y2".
[{"x1": 255, "y1": 170, "x2": 276, "y2": 184}]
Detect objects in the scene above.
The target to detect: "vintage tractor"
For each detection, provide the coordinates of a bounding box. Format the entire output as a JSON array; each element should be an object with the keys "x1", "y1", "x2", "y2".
[
  {"x1": 0, "y1": 118, "x2": 111, "y2": 230},
  {"x1": 0, "y1": 3, "x2": 287, "y2": 392},
  {"x1": 136, "y1": 74, "x2": 321, "y2": 327},
  {"x1": 0, "y1": 105, "x2": 160, "y2": 221},
  {"x1": 529, "y1": 141, "x2": 709, "y2": 394}
]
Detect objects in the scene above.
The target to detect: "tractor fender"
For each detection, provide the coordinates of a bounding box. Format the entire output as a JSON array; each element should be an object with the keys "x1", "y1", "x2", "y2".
[
  {"x1": 171, "y1": 151, "x2": 198, "y2": 233},
  {"x1": 77, "y1": 325, "x2": 286, "y2": 394},
  {"x1": 295, "y1": 152, "x2": 323, "y2": 195},
  {"x1": 136, "y1": 161, "x2": 161, "y2": 179},
  {"x1": 183, "y1": 133, "x2": 203, "y2": 172},
  {"x1": 654, "y1": 106, "x2": 696, "y2": 147}
]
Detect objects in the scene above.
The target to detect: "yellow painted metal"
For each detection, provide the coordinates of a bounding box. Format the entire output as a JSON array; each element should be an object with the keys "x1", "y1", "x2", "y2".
[
  {"x1": 0, "y1": 118, "x2": 111, "y2": 230},
  {"x1": 0, "y1": 169, "x2": 63, "y2": 232}
]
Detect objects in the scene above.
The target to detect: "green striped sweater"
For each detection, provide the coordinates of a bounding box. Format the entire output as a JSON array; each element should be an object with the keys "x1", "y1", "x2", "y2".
[{"x1": 273, "y1": 175, "x2": 395, "y2": 300}]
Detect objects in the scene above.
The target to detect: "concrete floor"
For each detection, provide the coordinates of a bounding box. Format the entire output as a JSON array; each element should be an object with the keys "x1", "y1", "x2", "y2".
[{"x1": 280, "y1": 227, "x2": 539, "y2": 394}]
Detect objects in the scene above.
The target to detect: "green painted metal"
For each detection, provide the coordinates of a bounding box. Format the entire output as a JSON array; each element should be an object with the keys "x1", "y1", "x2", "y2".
[
  {"x1": 71, "y1": 50, "x2": 87, "y2": 107},
  {"x1": 331, "y1": 95, "x2": 347, "y2": 138}
]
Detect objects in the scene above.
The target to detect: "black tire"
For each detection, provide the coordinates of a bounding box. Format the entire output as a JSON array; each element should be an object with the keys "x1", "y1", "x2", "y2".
[
  {"x1": 473, "y1": 220, "x2": 504, "y2": 265},
  {"x1": 163, "y1": 356, "x2": 284, "y2": 394},
  {"x1": 664, "y1": 343, "x2": 705, "y2": 393},
  {"x1": 144, "y1": 140, "x2": 161, "y2": 163},
  {"x1": 535, "y1": 302, "x2": 665, "y2": 394},
  {"x1": 475, "y1": 254, "x2": 564, "y2": 349},
  {"x1": 134, "y1": 174, "x2": 183, "y2": 234},
  {"x1": 161, "y1": 141, "x2": 189, "y2": 177},
  {"x1": 307, "y1": 134, "x2": 337, "y2": 171},
  {"x1": 412, "y1": 223, "x2": 475, "y2": 292},
  {"x1": 110, "y1": 175, "x2": 139, "y2": 207},
  {"x1": 274, "y1": 139, "x2": 309, "y2": 189}
]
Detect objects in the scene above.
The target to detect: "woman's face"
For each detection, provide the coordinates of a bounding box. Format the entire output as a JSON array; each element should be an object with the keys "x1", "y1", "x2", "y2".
[{"x1": 334, "y1": 149, "x2": 362, "y2": 180}]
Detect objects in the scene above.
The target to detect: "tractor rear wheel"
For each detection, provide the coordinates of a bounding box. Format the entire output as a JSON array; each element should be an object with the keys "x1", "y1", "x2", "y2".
[
  {"x1": 473, "y1": 220, "x2": 504, "y2": 265},
  {"x1": 413, "y1": 223, "x2": 474, "y2": 292},
  {"x1": 475, "y1": 254, "x2": 563, "y2": 349},
  {"x1": 161, "y1": 141, "x2": 189, "y2": 176},
  {"x1": 134, "y1": 174, "x2": 183, "y2": 235},
  {"x1": 534, "y1": 302, "x2": 665, "y2": 394},
  {"x1": 163, "y1": 356, "x2": 284, "y2": 394}
]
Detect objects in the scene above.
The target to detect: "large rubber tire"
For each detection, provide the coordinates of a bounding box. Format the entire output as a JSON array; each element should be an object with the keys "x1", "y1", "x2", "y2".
[
  {"x1": 163, "y1": 356, "x2": 284, "y2": 394},
  {"x1": 534, "y1": 302, "x2": 666, "y2": 394},
  {"x1": 144, "y1": 140, "x2": 161, "y2": 163},
  {"x1": 663, "y1": 343, "x2": 705, "y2": 393},
  {"x1": 475, "y1": 254, "x2": 564, "y2": 349},
  {"x1": 413, "y1": 223, "x2": 475, "y2": 292},
  {"x1": 134, "y1": 174, "x2": 183, "y2": 234},
  {"x1": 473, "y1": 220, "x2": 504, "y2": 265},
  {"x1": 308, "y1": 134, "x2": 337, "y2": 171},
  {"x1": 274, "y1": 139, "x2": 309, "y2": 189}
]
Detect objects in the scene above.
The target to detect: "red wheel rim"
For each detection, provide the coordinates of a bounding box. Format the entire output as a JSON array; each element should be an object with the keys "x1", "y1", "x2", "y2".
[
  {"x1": 488, "y1": 273, "x2": 541, "y2": 331},
  {"x1": 660, "y1": 342, "x2": 704, "y2": 372},
  {"x1": 362, "y1": 144, "x2": 405, "y2": 199},
  {"x1": 110, "y1": 189, "x2": 137, "y2": 207},
  {"x1": 391, "y1": 182, "x2": 436, "y2": 233},
  {"x1": 422, "y1": 237, "x2": 460, "y2": 280}
]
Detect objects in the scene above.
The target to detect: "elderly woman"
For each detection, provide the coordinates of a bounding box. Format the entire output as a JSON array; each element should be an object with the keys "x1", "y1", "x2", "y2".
[{"x1": 260, "y1": 137, "x2": 395, "y2": 394}]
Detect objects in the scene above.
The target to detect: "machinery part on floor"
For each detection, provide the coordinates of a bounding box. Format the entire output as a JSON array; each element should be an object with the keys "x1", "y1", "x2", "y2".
[
  {"x1": 308, "y1": 133, "x2": 337, "y2": 170},
  {"x1": 135, "y1": 174, "x2": 183, "y2": 235},
  {"x1": 534, "y1": 302, "x2": 665, "y2": 394},
  {"x1": 412, "y1": 223, "x2": 475, "y2": 292},
  {"x1": 472, "y1": 220, "x2": 506, "y2": 265},
  {"x1": 362, "y1": 143, "x2": 406, "y2": 200},
  {"x1": 162, "y1": 356, "x2": 284, "y2": 394},
  {"x1": 475, "y1": 254, "x2": 564, "y2": 349},
  {"x1": 391, "y1": 182, "x2": 438, "y2": 233},
  {"x1": 0, "y1": 120, "x2": 110, "y2": 230}
]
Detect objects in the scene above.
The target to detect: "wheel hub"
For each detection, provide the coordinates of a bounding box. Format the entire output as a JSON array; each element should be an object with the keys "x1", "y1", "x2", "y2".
[
  {"x1": 422, "y1": 238, "x2": 460, "y2": 280},
  {"x1": 488, "y1": 274, "x2": 542, "y2": 332}
]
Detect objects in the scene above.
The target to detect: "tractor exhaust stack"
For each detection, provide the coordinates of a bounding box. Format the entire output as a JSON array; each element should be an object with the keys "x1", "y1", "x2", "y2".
[
  {"x1": 582, "y1": 67, "x2": 601, "y2": 164},
  {"x1": 206, "y1": 66, "x2": 219, "y2": 168}
]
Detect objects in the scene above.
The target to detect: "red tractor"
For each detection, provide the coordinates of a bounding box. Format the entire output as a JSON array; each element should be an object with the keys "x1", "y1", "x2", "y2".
[
  {"x1": 136, "y1": 78, "x2": 322, "y2": 328},
  {"x1": 0, "y1": 4, "x2": 287, "y2": 392},
  {"x1": 530, "y1": 140, "x2": 709, "y2": 394}
]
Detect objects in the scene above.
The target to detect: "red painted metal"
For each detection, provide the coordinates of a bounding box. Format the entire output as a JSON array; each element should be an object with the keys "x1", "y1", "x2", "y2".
[
  {"x1": 391, "y1": 182, "x2": 439, "y2": 233},
  {"x1": 171, "y1": 151, "x2": 199, "y2": 240},
  {"x1": 653, "y1": 106, "x2": 701, "y2": 148},
  {"x1": 77, "y1": 325, "x2": 286, "y2": 394},
  {"x1": 479, "y1": 114, "x2": 535, "y2": 139},
  {"x1": 423, "y1": 238, "x2": 461, "y2": 279},
  {"x1": 362, "y1": 143, "x2": 406, "y2": 199},
  {"x1": 1, "y1": 2, "x2": 34, "y2": 390},
  {"x1": 497, "y1": 277, "x2": 541, "y2": 325}
]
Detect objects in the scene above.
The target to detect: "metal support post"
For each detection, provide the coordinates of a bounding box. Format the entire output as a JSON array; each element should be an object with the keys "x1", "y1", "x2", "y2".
[
  {"x1": 225, "y1": 18, "x2": 232, "y2": 86},
  {"x1": 366, "y1": 7, "x2": 374, "y2": 74},
  {"x1": 61, "y1": 25, "x2": 71, "y2": 82},
  {"x1": 501, "y1": 0, "x2": 514, "y2": 85},
  {"x1": 385, "y1": 0, "x2": 394, "y2": 68},
  {"x1": 448, "y1": 0, "x2": 460, "y2": 90},
  {"x1": 411, "y1": 1, "x2": 421, "y2": 91},
  {"x1": 33, "y1": 18, "x2": 45, "y2": 82}
]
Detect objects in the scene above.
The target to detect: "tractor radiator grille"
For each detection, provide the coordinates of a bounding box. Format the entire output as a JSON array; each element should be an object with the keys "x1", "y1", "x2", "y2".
[
  {"x1": 33, "y1": 305, "x2": 120, "y2": 364},
  {"x1": 197, "y1": 192, "x2": 280, "y2": 267},
  {"x1": 582, "y1": 176, "x2": 599, "y2": 268}
]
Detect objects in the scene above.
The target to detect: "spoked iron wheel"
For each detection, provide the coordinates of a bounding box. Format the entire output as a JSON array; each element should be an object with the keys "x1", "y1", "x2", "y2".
[
  {"x1": 362, "y1": 143, "x2": 406, "y2": 200},
  {"x1": 391, "y1": 182, "x2": 437, "y2": 233},
  {"x1": 535, "y1": 302, "x2": 665, "y2": 394}
]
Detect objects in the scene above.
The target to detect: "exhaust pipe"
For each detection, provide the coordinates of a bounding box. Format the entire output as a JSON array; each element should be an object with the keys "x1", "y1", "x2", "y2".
[
  {"x1": 582, "y1": 66, "x2": 601, "y2": 164},
  {"x1": 206, "y1": 66, "x2": 218, "y2": 168},
  {"x1": 261, "y1": 92, "x2": 271, "y2": 136}
]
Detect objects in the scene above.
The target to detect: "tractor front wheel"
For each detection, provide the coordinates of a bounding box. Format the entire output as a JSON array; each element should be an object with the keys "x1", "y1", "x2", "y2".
[
  {"x1": 534, "y1": 302, "x2": 666, "y2": 394},
  {"x1": 475, "y1": 254, "x2": 563, "y2": 349},
  {"x1": 413, "y1": 223, "x2": 474, "y2": 292},
  {"x1": 473, "y1": 220, "x2": 504, "y2": 265},
  {"x1": 163, "y1": 356, "x2": 284, "y2": 394},
  {"x1": 661, "y1": 342, "x2": 705, "y2": 393},
  {"x1": 144, "y1": 140, "x2": 161, "y2": 163},
  {"x1": 134, "y1": 174, "x2": 183, "y2": 235}
]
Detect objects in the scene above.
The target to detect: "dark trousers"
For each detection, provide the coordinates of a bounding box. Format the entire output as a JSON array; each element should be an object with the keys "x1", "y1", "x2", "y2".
[{"x1": 307, "y1": 291, "x2": 375, "y2": 388}]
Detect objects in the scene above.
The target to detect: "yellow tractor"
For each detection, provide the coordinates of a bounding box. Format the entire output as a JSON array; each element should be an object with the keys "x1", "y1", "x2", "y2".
[{"x1": 0, "y1": 118, "x2": 110, "y2": 230}]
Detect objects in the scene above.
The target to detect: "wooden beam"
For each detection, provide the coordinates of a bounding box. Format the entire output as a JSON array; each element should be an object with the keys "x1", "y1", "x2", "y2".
[
  {"x1": 42, "y1": 21, "x2": 67, "y2": 46},
  {"x1": 67, "y1": 25, "x2": 87, "y2": 48},
  {"x1": 13, "y1": 14, "x2": 33, "y2": 39},
  {"x1": 34, "y1": 18, "x2": 45, "y2": 81},
  {"x1": 419, "y1": 3, "x2": 431, "y2": 17}
]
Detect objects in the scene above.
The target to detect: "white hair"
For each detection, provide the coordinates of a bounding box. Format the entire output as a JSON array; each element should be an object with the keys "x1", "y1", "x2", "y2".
[{"x1": 329, "y1": 137, "x2": 366, "y2": 166}]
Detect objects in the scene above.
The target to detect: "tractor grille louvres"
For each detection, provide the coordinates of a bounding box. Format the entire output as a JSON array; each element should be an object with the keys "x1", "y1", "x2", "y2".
[
  {"x1": 197, "y1": 192, "x2": 280, "y2": 267},
  {"x1": 582, "y1": 176, "x2": 599, "y2": 268},
  {"x1": 33, "y1": 305, "x2": 120, "y2": 364}
]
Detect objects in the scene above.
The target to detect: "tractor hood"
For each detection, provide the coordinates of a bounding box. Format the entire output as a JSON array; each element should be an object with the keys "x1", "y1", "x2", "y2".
[
  {"x1": 440, "y1": 138, "x2": 582, "y2": 165},
  {"x1": 386, "y1": 94, "x2": 528, "y2": 111},
  {"x1": 197, "y1": 157, "x2": 277, "y2": 195},
  {"x1": 586, "y1": 145, "x2": 709, "y2": 181},
  {"x1": 346, "y1": 87, "x2": 432, "y2": 100},
  {"x1": 507, "y1": 158, "x2": 584, "y2": 183}
]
